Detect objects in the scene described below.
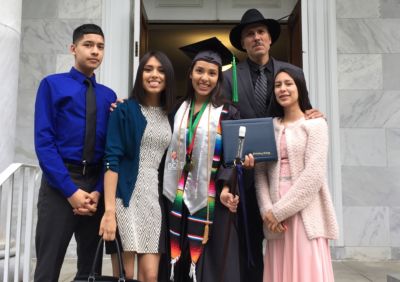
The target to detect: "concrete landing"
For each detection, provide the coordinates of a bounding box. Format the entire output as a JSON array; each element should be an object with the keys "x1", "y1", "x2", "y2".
[{"x1": 54, "y1": 259, "x2": 400, "y2": 282}]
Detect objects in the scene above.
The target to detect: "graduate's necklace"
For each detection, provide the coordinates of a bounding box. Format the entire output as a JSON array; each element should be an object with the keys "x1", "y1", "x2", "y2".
[
  {"x1": 183, "y1": 98, "x2": 209, "y2": 172},
  {"x1": 176, "y1": 98, "x2": 213, "y2": 244}
]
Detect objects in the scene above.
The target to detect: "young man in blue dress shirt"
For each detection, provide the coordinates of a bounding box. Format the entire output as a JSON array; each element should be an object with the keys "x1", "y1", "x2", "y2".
[{"x1": 34, "y1": 24, "x2": 117, "y2": 281}]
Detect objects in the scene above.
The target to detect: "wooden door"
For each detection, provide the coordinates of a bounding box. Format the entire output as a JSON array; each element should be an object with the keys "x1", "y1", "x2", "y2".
[
  {"x1": 288, "y1": 0, "x2": 302, "y2": 68},
  {"x1": 132, "y1": 0, "x2": 149, "y2": 82}
]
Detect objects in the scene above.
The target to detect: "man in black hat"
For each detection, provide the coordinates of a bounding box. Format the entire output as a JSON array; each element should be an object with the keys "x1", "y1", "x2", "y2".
[{"x1": 222, "y1": 8, "x2": 320, "y2": 282}]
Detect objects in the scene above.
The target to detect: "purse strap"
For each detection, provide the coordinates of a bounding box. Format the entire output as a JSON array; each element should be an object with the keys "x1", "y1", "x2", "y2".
[{"x1": 88, "y1": 237, "x2": 126, "y2": 282}]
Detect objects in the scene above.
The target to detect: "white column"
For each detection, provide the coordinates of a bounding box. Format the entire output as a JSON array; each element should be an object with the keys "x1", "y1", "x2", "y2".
[
  {"x1": 302, "y1": 0, "x2": 344, "y2": 246},
  {"x1": 0, "y1": 0, "x2": 23, "y2": 171},
  {"x1": 100, "y1": 0, "x2": 132, "y2": 98}
]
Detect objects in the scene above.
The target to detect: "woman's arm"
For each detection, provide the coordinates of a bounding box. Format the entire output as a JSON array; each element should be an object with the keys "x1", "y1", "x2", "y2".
[
  {"x1": 104, "y1": 104, "x2": 128, "y2": 173},
  {"x1": 254, "y1": 162, "x2": 273, "y2": 219},
  {"x1": 272, "y1": 119, "x2": 329, "y2": 222},
  {"x1": 99, "y1": 105, "x2": 127, "y2": 240},
  {"x1": 217, "y1": 104, "x2": 240, "y2": 212},
  {"x1": 99, "y1": 170, "x2": 119, "y2": 241}
]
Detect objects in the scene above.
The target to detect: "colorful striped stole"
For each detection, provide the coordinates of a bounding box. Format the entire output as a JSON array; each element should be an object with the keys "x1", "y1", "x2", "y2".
[{"x1": 169, "y1": 108, "x2": 227, "y2": 281}]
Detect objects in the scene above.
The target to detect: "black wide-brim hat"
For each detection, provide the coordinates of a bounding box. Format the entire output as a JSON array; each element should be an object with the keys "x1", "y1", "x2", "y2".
[{"x1": 229, "y1": 8, "x2": 281, "y2": 52}]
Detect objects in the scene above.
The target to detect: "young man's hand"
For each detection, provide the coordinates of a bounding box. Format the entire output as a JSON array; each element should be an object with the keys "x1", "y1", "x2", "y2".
[
  {"x1": 73, "y1": 191, "x2": 101, "y2": 214},
  {"x1": 69, "y1": 189, "x2": 102, "y2": 216},
  {"x1": 68, "y1": 189, "x2": 90, "y2": 209}
]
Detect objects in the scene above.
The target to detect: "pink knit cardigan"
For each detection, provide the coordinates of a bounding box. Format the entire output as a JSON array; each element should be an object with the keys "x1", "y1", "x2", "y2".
[{"x1": 254, "y1": 117, "x2": 339, "y2": 240}]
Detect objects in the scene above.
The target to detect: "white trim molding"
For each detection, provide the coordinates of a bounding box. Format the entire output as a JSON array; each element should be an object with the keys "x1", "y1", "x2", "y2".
[
  {"x1": 132, "y1": 0, "x2": 141, "y2": 82},
  {"x1": 100, "y1": 0, "x2": 132, "y2": 98},
  {"x1": 156, "y1": 0, "x2": 203, "y2": 7},
  {"x1": 302, "y1": 0, "x2": 344, "y2": 246},
  {"x1": 232, "y1": 0, "x2": 281, "y2": 8}
]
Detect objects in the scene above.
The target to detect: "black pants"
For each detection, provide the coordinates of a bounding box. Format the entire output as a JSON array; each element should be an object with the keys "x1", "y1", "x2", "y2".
[{"x1": 34, "y1": 168, "x2": 104, "y2": 282}]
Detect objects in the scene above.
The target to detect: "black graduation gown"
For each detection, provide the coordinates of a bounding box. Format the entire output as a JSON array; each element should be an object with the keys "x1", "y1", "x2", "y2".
[{"x1": 159, "y1": 103, "x2": 241, "y2": 282}]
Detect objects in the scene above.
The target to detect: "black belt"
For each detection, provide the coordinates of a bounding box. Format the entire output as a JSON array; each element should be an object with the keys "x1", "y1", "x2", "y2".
[{"x1": 64, "y1": 161, "x2": 102, "y2": 176}]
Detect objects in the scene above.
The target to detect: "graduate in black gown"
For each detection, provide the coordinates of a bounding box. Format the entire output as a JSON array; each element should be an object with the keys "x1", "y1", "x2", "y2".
[{"x1": 162, "y1": 37, "x2": 242, "y2": 282}]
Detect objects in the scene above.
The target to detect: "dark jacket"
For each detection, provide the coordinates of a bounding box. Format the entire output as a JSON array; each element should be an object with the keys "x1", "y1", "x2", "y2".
[
  {"x1": 104, "y1": 99, "x2": 173, "y2": 207},
  {"x1": 221, "y1": 57, "x2": 306, "y2": 281},
  {"x1": 223, "y1": 57, "x2": 304, "y2": 119}
]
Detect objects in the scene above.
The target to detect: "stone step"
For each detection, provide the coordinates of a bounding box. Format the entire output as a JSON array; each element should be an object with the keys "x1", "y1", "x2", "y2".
[{"x1": 388, "y1": 273, "x2": 400, "y2": 282}]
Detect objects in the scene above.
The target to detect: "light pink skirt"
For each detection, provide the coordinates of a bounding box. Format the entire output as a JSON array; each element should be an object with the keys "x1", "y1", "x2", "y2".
[
  {"x1": 263, "y1": 212, "x2": 334, "y2": 282},
  {"x1": 264, "y1": 129, "x2": 335, "y2": 282}
]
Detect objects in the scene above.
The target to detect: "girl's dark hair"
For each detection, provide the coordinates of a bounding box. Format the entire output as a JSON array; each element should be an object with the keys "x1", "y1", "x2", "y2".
[
  {"x1": 181, "y1": 58, "x2": 228, "y2": 107},
  {"x1": 269, "y1": 67, "x2": 312, "y2": 118},
  {"x1": 129, "y1": 50, "x2": 176, "y2": 113}
]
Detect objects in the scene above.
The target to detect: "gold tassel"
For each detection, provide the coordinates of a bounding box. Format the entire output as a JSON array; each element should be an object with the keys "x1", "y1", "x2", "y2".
[{"x1": 202, "y1": 224, "x2": 209, "y2": 244}]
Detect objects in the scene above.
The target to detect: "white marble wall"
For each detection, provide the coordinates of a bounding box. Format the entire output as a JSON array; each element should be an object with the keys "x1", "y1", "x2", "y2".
[
  {"x1": 0, "y1": 0, "x2": 23, "y2": 172},
  {"x1": 336, "y1": 0, "x2": 400, "y2": 260}
]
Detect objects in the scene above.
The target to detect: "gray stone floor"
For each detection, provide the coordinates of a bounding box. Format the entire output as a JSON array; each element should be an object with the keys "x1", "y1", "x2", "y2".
[
  {"x1": 59, "y1": 258, "x2": 114, "y2": 282},
  {"x1": 55, "y1": 259, "x2": 400, "y2": 282},
  {"x1": 332, "y1": 261, "x2": 400, "y2": 282}
]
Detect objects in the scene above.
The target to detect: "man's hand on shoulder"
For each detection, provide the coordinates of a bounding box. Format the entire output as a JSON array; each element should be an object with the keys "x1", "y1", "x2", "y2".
[{"x1": 305, "y1": 108, "x2": 324, "y2": 120}]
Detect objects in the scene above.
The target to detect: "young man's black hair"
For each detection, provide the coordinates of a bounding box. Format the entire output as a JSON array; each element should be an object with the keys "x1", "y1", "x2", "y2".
[{"x1": 72, "y1": 23, "x2": 104, "y2": 44}]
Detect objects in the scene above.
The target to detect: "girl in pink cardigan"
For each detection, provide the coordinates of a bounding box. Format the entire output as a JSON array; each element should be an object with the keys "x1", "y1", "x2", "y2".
[{"x1": 254, "y1": 68, "x2": 339, "y2": 282}]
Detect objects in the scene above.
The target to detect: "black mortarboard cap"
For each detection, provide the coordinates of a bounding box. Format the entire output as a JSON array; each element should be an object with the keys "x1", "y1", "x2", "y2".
[{"x1": 179, "y1": 37, "x2": 235, "y2": 66}]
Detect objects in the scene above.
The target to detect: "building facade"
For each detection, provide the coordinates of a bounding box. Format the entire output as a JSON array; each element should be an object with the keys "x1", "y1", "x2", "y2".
[{"x1": 1, "y1": 0, "x2": 399, "y2": 260}]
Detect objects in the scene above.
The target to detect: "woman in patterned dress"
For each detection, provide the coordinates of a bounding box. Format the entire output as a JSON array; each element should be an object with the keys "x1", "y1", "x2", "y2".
[
  {"x1": 254, "y1": 67, "x2": 339, "y2": 282},
  {"x1": 99, "y1": 50, "x2": 175, "y2": 282}
]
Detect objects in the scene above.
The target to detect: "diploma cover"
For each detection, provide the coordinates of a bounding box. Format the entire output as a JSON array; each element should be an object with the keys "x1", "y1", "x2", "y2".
[{"x1": 221, "y1": 117, "x2": 277, "y2": 165}]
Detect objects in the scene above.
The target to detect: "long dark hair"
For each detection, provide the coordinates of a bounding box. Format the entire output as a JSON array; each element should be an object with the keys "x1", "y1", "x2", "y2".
[
  {"x1": 269, "y1": 67, "x2": 312, "y2": 118},
  {"x1": 181, "y1": 58, "x2": 227, "y2": 108},
  {"x1": 129, "y1": 50, "x2": 176, "y2": 113}
]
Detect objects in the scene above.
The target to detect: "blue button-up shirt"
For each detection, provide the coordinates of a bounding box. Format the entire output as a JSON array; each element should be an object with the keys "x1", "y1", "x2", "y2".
[{"x1": 34, "y1": 67, "x2": 117, "y2": 197}]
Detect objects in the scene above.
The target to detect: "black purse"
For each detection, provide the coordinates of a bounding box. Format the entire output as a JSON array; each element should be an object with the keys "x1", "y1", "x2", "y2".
[{"x1": 73, "y1": 238, "x2": 139, "y2": 282}]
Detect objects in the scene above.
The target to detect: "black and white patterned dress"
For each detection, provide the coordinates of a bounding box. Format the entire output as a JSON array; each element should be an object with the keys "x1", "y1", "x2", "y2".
[{"x1": 116, "y1": 106, "x2": 171, "y2": 253}]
